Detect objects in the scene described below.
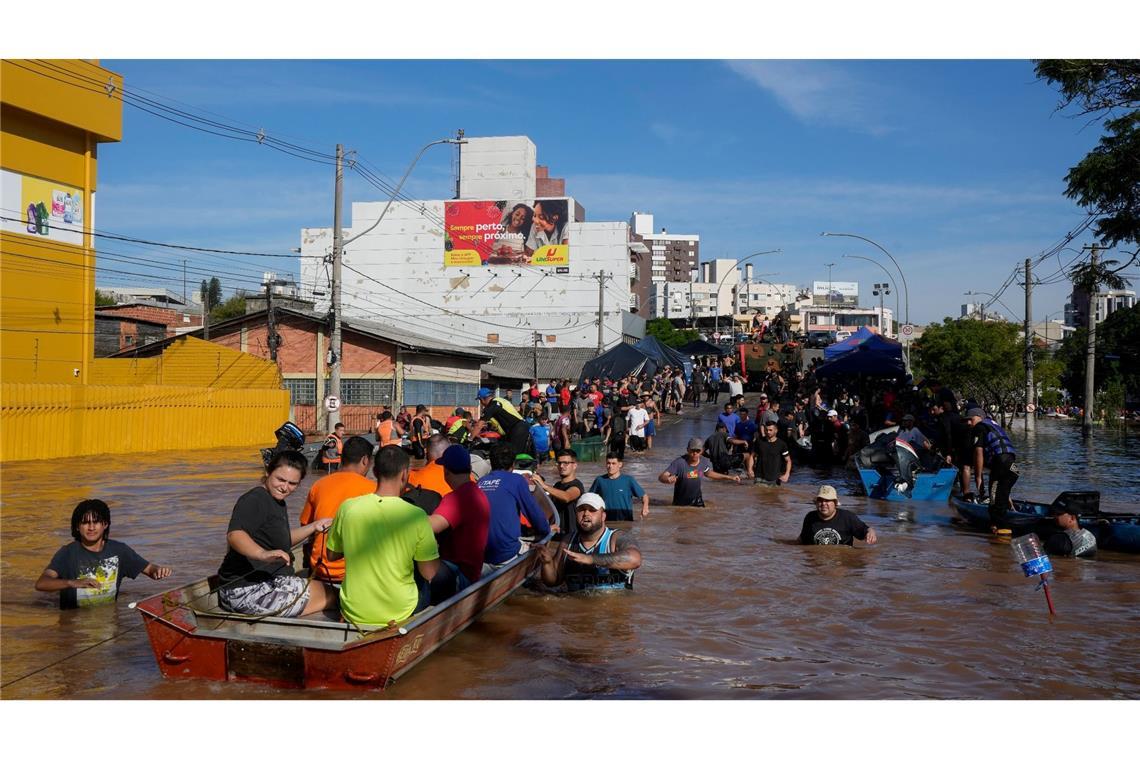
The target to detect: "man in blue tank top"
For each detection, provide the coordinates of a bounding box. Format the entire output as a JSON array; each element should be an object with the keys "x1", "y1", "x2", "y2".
[{"x1": 537, "y1": 492, "x2": 641, "y2": 591}]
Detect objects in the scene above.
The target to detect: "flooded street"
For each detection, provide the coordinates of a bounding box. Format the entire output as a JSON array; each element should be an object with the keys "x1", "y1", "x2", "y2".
[{"x1": 2, "y1": 400, "x2": 1138, "y2": 699}]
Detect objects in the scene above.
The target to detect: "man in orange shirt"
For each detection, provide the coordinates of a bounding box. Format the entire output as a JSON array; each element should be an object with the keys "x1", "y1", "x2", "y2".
[{"x1": 299, "y1": 435, "x2": 375, "y2": 582}]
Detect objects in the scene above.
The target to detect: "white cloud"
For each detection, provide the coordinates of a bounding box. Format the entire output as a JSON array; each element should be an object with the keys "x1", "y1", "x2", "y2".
[{"x1": 724, "y1": 60, "x2": 897, "y2": 136}]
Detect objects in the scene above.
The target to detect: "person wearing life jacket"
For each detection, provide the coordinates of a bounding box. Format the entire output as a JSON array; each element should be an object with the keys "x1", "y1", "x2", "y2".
[
  {"x1": 320, "y1": 423, "x2": 345, "y2": 472},
  {"x1": 374, "y1": 410, "x2": 404, "y2": 448},
  {"x1": 965, "y1": 407, "x2": 1018, "y2": 534},
  {"x1": 474, "y1": 387, "x2": 529, "y2": 458},
  {"x1": 538, "y1": 492, "x2": 641, "y2": 592}
]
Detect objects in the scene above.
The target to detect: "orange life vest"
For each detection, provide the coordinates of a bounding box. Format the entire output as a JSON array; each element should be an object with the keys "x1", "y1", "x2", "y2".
[{"x1": 320, "y1": 434, "x2": 343, "y2": 464}]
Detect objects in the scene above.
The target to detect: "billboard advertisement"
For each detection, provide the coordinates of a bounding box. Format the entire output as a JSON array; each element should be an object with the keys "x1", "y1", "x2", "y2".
[
  {"x1": 443, "y1": 198, "x2": 569, "y2": 267},
  {"x1": 812, "y1": 281, "x2": 859, "y2": 298},
  {"x1": 0, "y1": 169, "x2": 84, "y2": 246}
]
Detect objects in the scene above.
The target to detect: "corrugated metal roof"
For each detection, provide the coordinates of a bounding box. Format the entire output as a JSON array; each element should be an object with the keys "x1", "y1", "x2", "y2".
[
  {"x1": 480, "y1": 346, "x2": 600, "y2": 382},
  {"x1": 342, "y1": 315, "x2": 492, "y2": 360}
]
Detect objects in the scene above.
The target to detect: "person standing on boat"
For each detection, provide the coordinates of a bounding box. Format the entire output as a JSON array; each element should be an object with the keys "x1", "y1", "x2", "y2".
[
  {"x1": 964, "y1": 407, "x2": 1018, "y2": 534},
  {"x1": 1044, "y1": 503, "x2": 1097, "y2": 558},
  {"x1": 474, "y1": 387, "x2": 530, "y2": 459},
  {"x1": 217, "y1": 450, "x2": 339, "y2": 618},
  {"x1": 35, "y1": 499, "x2": 173, "y2": 609},
  {"x1": 659, "y1": 437, "x2": 741, "y2": 507},
  {"x1": 326, "y1": 446, "x2": 440, "y2": 625},
  {"x1": 299, "y1": 436, "x2": 376, "y2": 584},
  {"x1": 537, "y1": 493, "x2": 642, "y2": 592},
  {"x1": 799, "y1": 485, "x2": 877, "y2": 546},
  {"x1": 427, "y1": 445, "x2": 491, "y2": 603}
]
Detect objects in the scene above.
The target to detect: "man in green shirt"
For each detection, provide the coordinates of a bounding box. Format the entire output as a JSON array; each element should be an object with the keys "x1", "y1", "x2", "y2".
[{"x1": 327, "y1": 446, "x2": 440, "y2": 626}]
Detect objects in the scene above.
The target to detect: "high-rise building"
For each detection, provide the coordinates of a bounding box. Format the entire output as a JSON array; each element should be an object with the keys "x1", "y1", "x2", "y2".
[
  {"x1": 1066, "y1": 286, "x2": 1136, "y2": 328},
  {"x1": 628, "y1": 212, "x2": 699, "y2": 315}
]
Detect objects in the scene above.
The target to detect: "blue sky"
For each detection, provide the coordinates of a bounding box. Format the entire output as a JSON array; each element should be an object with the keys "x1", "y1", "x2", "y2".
[{"x1": 91, "y1": 58, "x2": 1120, "y2": 326}]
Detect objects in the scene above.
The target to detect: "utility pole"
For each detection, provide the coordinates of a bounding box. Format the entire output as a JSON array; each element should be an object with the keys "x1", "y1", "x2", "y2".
[
  {"x1": 182, "y1": 260, "x2": 187, "y2": 304},
  {"x1": 1082, "y1": 244, "x2": 1101, "y2": 438},
  {"x1": 328, "y1": 143, "x2": 344, "y2": 432},
  {"x1": 1024, "y1": 258, "x2": 1035, "y2": 433},
  {"x1": 595, "y1": 270, "x2": 613, "y2": 354},
  {"x1": 826, "y1": 263, "x2": 835, "y2": 339},
  {"x1": 202, "y1": 296, "x2": 209, "y2": 340},
  {"x1": 532, "y1": 330, "x2": 540, "y2": 381},
  {"x1": 266, "y1": 278, "x2": 280, "y2": 363}
]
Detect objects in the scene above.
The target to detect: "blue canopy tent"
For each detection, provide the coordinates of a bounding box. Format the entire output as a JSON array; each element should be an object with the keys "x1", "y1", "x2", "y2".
[
  {"x1": 579, "y1": 343, "x2": 656, "y2": 383},
  {"x1": 635, "y1": 336, "x2": 693, "y2": 381},
  {"x1": 814, "y1": 334, "x2": 907, "y2": 379},
  {"x1": 823, "y1": 326, "x2": 876, "y2": 360}
]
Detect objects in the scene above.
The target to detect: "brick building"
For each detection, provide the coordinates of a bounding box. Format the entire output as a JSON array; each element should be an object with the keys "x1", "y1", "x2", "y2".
[
  {"x1": 96, "y1": 303, "x2": 202, "y2": 336},
  {"x1": 94, "y1": 313, "x2": 168, "y2": 356},
  {"x1": 123, "y1": 307, "x2": 492, "y2": 434}
]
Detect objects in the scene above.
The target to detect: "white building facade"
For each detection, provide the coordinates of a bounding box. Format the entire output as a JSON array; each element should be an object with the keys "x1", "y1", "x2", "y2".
[{"x1": 300, "y1": 136, "x2": 632, "y2": 349}]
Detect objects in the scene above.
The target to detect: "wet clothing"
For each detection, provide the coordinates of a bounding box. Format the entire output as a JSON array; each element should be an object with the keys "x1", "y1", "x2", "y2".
[
  {"x1": 219, "y1": 486, "x2": 295, "y2": 587},
  {"x1": 718, "y1": 411, "x2": 741, "y2": 437},
  {"x1": 665, "y1": 455, "x2": 712, "y2": 506},
  {"x1": 433, "y1": 480, "x2": 491, "y2": 583},
  {"x1": 219, "y1": 575, "x2": 310, "y2": 617},
  {"x1": 549, "y1": 477, "x2": 585, "y2": 535},
  {"x1": 47, "y1": 540, "x2": 149, "y2": 609},
  {"x1": 589, "y1": 474, "x2": 645, "y2": 521},
  {"x1": 753, "y1": 437, "x2": 790, "y2": 483},
  {"x1": 704, "y1": 431, "x2": 735, "y2": 474},
  {"x1": 799, "y1": 508, "x2": 871, "y2": 546},
  {"x1": 1045, "y1": 527, "x2": 1097, "y2": 558},
  {"x1": 563, "y1": 528, "x2": 636, "y2": 591},
  {"x1": 972, "y1": 419, "x2": 1018, "y2": 525}
]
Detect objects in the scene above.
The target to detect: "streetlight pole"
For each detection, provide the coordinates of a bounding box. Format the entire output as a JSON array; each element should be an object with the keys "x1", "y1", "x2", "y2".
[
  {"x1": 713, "y1": 249, "x2": 780, "y2": 339},
  {"x1": 826, "y1": 262, "x2": 835, "y2": 339},
  {"x1": 842, "y1": 253, "x2": 900, "y2": 337},
  {"x1": 823, "y1": 232, "x2": 910, "y2": 360}
]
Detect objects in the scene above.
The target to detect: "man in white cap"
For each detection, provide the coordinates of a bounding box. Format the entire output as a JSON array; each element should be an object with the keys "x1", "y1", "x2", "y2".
[
  {"x1": 659, "y1": 436, "x2": 741, "y2": 506},
  {"x1": 538, "y1": 492, "x2": 642, "y2": 591},
  {"x1": 799, "y1": 485, "x2": 877, "y2": 546}
]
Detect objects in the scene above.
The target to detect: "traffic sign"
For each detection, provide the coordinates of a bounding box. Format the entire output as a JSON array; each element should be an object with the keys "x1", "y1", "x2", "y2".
[
  {"x1": 900, "y1": 324, "x2": 915, "y2": 337},
  {"x1": 1026, "y1": 403, "x2": 1036, "y2": 413},
  {"x1": 324, "y1": 395, "x2": 341, "y2": 412}
]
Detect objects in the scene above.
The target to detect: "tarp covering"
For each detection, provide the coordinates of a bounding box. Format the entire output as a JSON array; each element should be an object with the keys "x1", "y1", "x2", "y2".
[
  {"x1": 823, "y1": 326, "x2": 876, "y2": 360},
  {"x1": 579, "y1": 343, "x2": 655, "y2": 382},
  {"x1": 635, "y1": 336, "x2": 692, "y2": 379},
  {"x1": 679, "y1": 339, "x2": 727, "y2": 356},
  {"x1": 814, "y1": 334, "x2": 907, "y2": 379}
]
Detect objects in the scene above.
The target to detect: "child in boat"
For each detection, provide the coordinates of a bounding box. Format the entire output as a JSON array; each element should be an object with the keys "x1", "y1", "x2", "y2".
[{"x1": 35, "y1": 499, "x2": 173, "y2": 609}]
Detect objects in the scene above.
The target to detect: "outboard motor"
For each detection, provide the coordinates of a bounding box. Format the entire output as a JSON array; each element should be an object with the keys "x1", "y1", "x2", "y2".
[
  {"x1": 892, "y1": 438, "x2": 920, "y2": 496},
  {"x1": 260, "y1": 421, "x2": 306, "y2": 468}
]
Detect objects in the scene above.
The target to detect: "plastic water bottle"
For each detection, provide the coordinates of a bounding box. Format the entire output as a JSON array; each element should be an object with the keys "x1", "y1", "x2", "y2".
[{"x1": 1011, "y1": 534, "x2": 1052, "y2": 578}]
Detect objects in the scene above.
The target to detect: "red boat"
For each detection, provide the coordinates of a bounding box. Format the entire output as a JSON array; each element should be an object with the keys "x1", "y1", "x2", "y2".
[{"x1": 135, "y1": 534, "x2": 550, "y2": 691}]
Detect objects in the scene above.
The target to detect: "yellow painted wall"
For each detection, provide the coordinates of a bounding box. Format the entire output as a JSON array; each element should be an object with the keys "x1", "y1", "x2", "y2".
[{"x1": 1, "y1": 62, "x2": 290, "y2": 462}]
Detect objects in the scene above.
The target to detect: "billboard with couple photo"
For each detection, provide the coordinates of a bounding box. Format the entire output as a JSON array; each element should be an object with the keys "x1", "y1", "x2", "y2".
[{"x1": 443, "y1": 198, "x2": 570, "y2": 267}]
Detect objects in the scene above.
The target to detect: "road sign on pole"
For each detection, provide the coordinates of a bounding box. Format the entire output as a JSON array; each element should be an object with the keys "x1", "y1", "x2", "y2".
[{"x1": 324, "y1": 395, "x2": 341, "y2": 412}]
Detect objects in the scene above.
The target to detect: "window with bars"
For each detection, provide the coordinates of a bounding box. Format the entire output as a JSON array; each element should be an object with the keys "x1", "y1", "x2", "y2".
[
  {"x1": 282, "y1": 378, "x2": 317, "y2": 405},
  {"x1": 404, "y1": 380, "x2": 479, "y2": 409},
  {"x1": 341, "y1": 379, "x2": 394, "y2": 406}
]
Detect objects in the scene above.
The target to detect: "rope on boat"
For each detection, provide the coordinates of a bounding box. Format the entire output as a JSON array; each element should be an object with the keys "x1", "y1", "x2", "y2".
[{"x1": 2, "y1": 540, "x2": 318, "y2": 691}]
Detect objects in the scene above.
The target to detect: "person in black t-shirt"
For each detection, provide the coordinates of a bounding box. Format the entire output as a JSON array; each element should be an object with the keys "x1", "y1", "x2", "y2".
[
  {"x1": 35, "y1": 499, "x2": 173, "y2": 609},
  {"x1": 531, "y1": 448, "x2": 585, "y2": 533},
  {"x1": 799, "y1": 485, "x2": 877, "y2": 546},
  {"x1": 753, "y1": 422, "x2": 792, "y2": 485}
]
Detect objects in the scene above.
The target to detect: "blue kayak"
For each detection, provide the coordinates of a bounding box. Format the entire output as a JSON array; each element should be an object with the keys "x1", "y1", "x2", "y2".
[
  {"x1": 859, "y1": 467, "x2": 958, "y2": 501},
  {"x1": 950, "y1": 493, "x2": 1140, "y2": 553}
]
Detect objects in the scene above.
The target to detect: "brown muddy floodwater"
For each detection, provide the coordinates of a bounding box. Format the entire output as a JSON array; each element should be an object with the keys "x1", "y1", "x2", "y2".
[{"x1": 2, "y1": 398, "x2": 1138, "y2": 699}]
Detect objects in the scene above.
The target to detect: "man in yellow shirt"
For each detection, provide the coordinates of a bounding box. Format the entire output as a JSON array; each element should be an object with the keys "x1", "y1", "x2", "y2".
[{"x1": 327, "y1": 447, "x2": 440, "y2": 626}]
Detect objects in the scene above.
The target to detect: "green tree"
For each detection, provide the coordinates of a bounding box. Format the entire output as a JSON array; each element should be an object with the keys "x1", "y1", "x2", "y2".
[
  {"x1": 1056, "y1": 303, "x2": 1140, "y2": 405},
  {"x1": 94, "y1": 289, "x2": 116, "y2": 306},
  {"x1": 210, "y1": 294, "x2": 247, "y2": 322},
  {"x1": 646, "y1": 318, "x2": 699, "y2": 349},
  {"x1": 199, "y1": 277, "x2": 223, "y2": 311},
  {"x1": 1035, "y1": 60, "x2": 1140, "y2": 250},
  {"x1": 913, "y1": 318, "x2": 1023, "y2": 426}
]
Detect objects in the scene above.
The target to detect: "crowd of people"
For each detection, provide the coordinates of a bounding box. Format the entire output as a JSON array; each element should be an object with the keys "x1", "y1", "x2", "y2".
[{"x1": 37, "y1": 357, "x2": 1097, "y2": 620}]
